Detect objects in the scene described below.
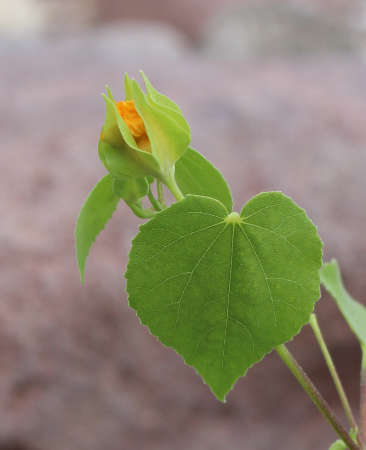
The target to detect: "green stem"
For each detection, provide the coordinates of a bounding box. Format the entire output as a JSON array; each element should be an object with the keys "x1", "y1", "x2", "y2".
[
  {"x1": 164, "y1": 174, "x2": 184, "y2": 202},
  {"x1": 361, "y1": 344, "x2": 366, "y2": 448},
  {"x1": 157, "y1": 180, "x2": 166, "y2": 208},
  {"x1": 309, "y1": 313, "x2": 358, "y2": 431},
  {"x1": 127, "y1": 201, "x2": 156, "y2": 219},
  {"x1": 276, "y1": 344, "x2": 359, "y2": 450},
  {"x1": 147, "y1": 186, "x2": 162, "y2": 211}
]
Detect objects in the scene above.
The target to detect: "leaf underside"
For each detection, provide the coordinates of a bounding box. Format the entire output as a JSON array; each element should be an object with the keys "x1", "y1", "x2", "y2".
[
  {"x1": 126, "y1": 192, "x2": 322, "y2": 400},
  {"x1": 75, "y1": 174, "x2": 120, "y2": 282},
  {"x1": 320, "y1": 259, "x2": 366, "y2": 347}
]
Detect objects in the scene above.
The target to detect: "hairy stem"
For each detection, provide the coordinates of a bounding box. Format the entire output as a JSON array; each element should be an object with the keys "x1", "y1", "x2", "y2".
[
  {"x1": 164, "y1": 174, "x2": 184, "y2": 202},
  {"x1": 276, "y1": 344, "x2": 359, "y2": 450},
  {"x1": 157, "y1": 180, "x2": 166, "y2": 208},
  {"x1": 127, "y1": 201, "x2": 156, "y2": 219},
  {"x1": 147, "y1": 186, "x2": 162, "y2": 211},
  {"x1": 309, "y1": 313, "x2": 358, "y2": 431},
  {"x1": 361, "y1": 344, "x2": 366, "y2": 448}
]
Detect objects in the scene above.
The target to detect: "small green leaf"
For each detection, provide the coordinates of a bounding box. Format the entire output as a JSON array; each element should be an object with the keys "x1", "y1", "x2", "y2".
[
  {"x1": 126, "y1": 192, "x2": 322, "y2": 400},
  {"x1": 349, "y1": 428, "x2": 358, "y2": 443},
  {"x1": 320, "y1": 260, "x2": 366, "y2": 347},
  {"x1": 329, "y1": 440, "x2": 347, "y2": 450},
  {"x1": 112, "y1": 177, "x2": 149, "y2": 202},
  {"x1": 75, "y1": 174, "x2": 120, "y2": 283},
  {"x1": 175, "y1": 147, "x2": 233, "y2": 211}
]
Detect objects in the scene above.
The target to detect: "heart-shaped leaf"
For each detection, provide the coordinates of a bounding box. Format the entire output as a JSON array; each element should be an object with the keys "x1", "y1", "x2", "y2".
[{"x1": 126, "y1": 192, "x2": 322, "y2": 400}]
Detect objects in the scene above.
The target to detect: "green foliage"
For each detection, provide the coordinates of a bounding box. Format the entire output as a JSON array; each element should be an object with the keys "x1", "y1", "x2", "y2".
[
  {"x1": 112, "y1": 177, "x2": 149, "y2": 203},
  {"x1": 329, "y1": 440, "x2": 347, "y2": 450},
  {"x1": 98, "y1": 139, "x2": 160, "y2": 179},
  {"x1": 175, "y1": 147, "x2": 233, "y2": 211},
  {"x1": 126, "y1": 192, "x2": 322, "y2": 400},
  {"x1": 329, "y1": 428, "x2": 358, "y2": 450},
  {"x1": 75, "y1": 174, "x2": 120, "y2": 282},
  {"x1": 320, "y1": 260, "x2": 366, "y2": 347},
  {"x1": 75, "y1": 73, "x2": 365, "y2": 446}
]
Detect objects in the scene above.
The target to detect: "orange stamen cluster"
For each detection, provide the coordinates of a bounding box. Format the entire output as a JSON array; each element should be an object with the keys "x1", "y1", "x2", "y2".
[{"x1": 116, "y1": 100, "x2": 146, "y2": 139}]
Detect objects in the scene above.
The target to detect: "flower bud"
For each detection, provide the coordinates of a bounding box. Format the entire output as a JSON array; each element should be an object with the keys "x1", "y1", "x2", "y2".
[{"x1": 99, "y1": 72, "x2": 191, "y2": 182}]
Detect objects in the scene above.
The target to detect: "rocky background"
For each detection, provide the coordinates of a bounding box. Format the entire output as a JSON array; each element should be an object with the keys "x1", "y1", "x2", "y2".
[{"x1": 1, "y1": 1, "x2": 366, "y2": 449}]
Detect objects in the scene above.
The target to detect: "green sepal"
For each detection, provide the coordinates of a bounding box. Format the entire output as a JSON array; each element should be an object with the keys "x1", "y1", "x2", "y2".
[
  {"x1": 140, "y1": 71, "x2": 190, "y2": 134},
  {"x1": 75, "y1": 174, "x2": 120, "y2": 283},
  {"x1": 140, "y1": 71, "x2": 182, "y2": 113},
  {"x1": 131, "y1": 78, "x2": 190, "y2": 177},
  {"x1": 112, "y1": 177, "x2": 149, "y2": 203},
  {"x1": 175, "y1": 147, "x2": 233, "y2": 211},
  {"x1": 98, "y1": 140, "x2": 160, "y2": 180},
  {"x1": 124, "y1": 73, "x2": 133, "y2": 101},
  {"x1": 320, "y1": 259, "x2": 366, "y2": 347}
]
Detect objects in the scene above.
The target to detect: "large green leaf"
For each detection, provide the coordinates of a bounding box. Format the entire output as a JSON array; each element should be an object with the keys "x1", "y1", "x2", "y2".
[
  {"x1": 320, "y1": 260, "x2": 366, "y2": 347},
  {"x1": 126, "y1": 192, "x2": 322, "y2": 400},
  {"x1": 175, "y1": 147, "x2": 233, "y2": 211},
  {"x1": 75, "y1": 174, "x2": 120, "y2": 282}
]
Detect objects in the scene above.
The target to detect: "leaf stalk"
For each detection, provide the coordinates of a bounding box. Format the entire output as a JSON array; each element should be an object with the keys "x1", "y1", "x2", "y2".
[
  {"x1": 127, "y1": 201, "x2": 156, "y2": 219},
  {"x1": 157, "y1": 180, "x2": 166, "y2": 208},
  {"x1": 309, "y1": 313, "x2": 358, "y2": 432},
  {"x1": 164, "y1": 173, "x2": 184, "y2": 201},
  {"x1": 147, "y1": 186, "x2": 163, "y2": 211},
  {"x1": 275, "y1": 343, "x2": 359, "y2": 450}
]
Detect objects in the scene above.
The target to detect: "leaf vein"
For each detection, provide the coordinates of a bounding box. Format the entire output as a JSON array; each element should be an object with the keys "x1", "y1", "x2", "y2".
[
  {"x1": 243, "y1": 222, "x2": 307, "y2": 260},
  {"x1": 238, "y1": 224, "x2": 278, "y2": 325},
  {"x1": 145, "y1": 222, "x2": 223, "y2": 263},
  {"x1": 242, "y1": 202, "x2": 282, "y2": 221},
  {"x1": 183, "y1": 211, "x2": 225, "y2": 220},
  {"x1": 229, "y1": 316, "x2": 257, "y2": 357},
  {"x1": 175, "y1": 226, "x2": 226, "y2": 327},
  {"x1": 272, "y1": 212, "x2": 305, "y2": 231},
  {"x1": 222, "y1": 225, "x2": 235, "y2": 369}
]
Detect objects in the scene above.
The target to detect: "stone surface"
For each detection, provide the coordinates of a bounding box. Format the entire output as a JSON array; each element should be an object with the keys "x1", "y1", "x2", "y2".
[
  {"x1": 0, "y1": 25, "x2": 366, "y2": 450},
  {"x1": 202, "y1": 1, "x2": 366, "y2": 59},
  {"x1": 1, "y1": 0, "x2": 364, "y2": 43}
]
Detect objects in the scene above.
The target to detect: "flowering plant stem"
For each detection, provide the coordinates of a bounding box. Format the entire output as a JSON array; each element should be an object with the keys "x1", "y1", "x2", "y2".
[
  {"x1": 275, "y1": 344, "x2": 360, "y2": 450},
  {"x1": 157, "y1": 180, "x2": 166, "y2": 208},
  {"x1": 309, "y1": 313, "x2": 358, "y2": 433},
  {"x1": 75, "y1": 73, "x2": 366, "y2": 448},
  {"x1": 147, "y1": 186, "x2": 162, "y2": 211},
  {"x1": 164, "y1": 174, "x2": 184, "y2": 201},
  {"x1": 127, "y1": 201, "x2": 155, "y2": 219}
]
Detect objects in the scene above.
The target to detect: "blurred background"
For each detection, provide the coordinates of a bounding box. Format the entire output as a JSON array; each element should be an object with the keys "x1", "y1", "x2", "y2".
[{"x1": 1, "y1": 0, "x2": 366, "y2": 449}]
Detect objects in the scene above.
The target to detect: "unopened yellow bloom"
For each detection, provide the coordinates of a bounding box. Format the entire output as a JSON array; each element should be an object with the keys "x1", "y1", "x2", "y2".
[
  {"x1": 115, "y1": 100, "x2": 151, "y2": 152},
  {"x1": 99, "y1": 72, "x2": 190, "y2": 181}
]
